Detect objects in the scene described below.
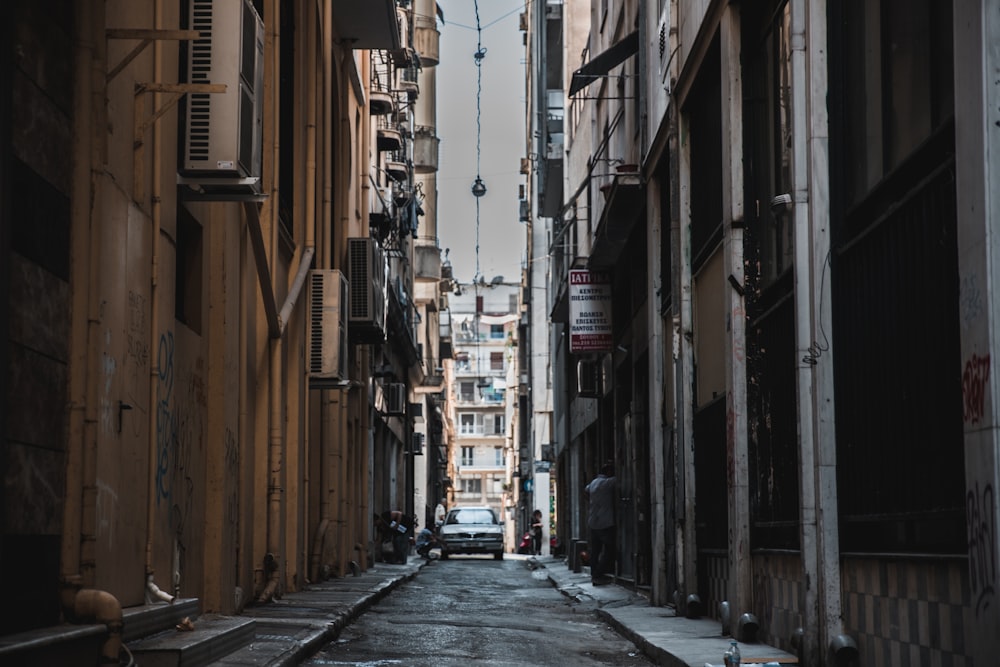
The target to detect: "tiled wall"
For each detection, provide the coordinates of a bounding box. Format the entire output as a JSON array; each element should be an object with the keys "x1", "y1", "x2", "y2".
[
  {"x1": 842, "y1": 556, "x2": 972, "y2": 666},
  {"x1": 753, "y1": 552, "x2": 804, "y2": 654}
]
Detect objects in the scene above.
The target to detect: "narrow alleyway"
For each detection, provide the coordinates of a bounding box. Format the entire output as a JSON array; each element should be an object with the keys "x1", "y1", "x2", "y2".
[{"x1": 302, "y1": 556, "x2": 653, "y2": 666}]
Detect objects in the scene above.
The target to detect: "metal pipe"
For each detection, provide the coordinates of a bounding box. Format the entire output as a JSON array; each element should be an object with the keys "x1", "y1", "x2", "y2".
[
  {"x1": 61, "y1": 6, "x2": 125, "y2": 664},
  {"x1": 143, "y1": 0, "x2": 174, "y2": 605},
  {"x1": 62, "y1": 0, "x2": 96, "y2": 589},
  {"x1": 258, "y1": 0, "x2": 283, "y2": 603}
]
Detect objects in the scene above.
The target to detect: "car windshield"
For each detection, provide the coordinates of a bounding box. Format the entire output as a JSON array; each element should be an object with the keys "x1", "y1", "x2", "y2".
[{"x1": 446, "y1": 509, "x2": 496, "y2": 525}]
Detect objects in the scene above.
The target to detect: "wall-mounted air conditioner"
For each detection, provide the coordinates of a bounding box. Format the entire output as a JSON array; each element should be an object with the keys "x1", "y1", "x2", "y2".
[
  {"x1": 577, "y1": 359, "x2": 600, "y2": 398},
  {"x1": 179, "y1": 0, "x2": 264, "y2": 195},
  {"x1": 386, "y1": 383, "x2": 406, "y2": 416},
  {"x1": 410, "y1": 433, "x2": 424, "y2": 456},
  {"x1": 347, "y1": 237, "x2": 388, "y2": 343},
  {"x1": 306, "y1": 270, "x2": 349, "y2": 387}
]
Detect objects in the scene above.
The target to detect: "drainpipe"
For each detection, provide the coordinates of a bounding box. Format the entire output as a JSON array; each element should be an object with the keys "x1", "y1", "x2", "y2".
[
  {"x1": 316, "y1": 0, "x2": 341, "y2": 579},
  {"x1": 257, "y1": 339, "x2": 284, "y2": 602},
  {"x1": 258, "y1": 0, "x2": 282, "y2": 602},
  {"x1": 144, "y1": 0, "x2": 174, "y2": 606},
  {"x1": 61, "y1": 1, "x2": 124, "y2": 663},
  {"x1": 304, "y1": 0, "x2": 326, "y2": 585}
]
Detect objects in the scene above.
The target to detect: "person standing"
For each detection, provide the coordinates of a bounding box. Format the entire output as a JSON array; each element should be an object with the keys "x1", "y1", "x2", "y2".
[
  {"x1": 530, "y1": 509, "x2": 544, "y2": 555},
  {"x1": 584, "y1": 462, "x2": 616, "y2": 585},
  {"x1": 434, "y1": 501, "x2": 447, "y2": 531},
  {"x1": 375, "y1": 509, "x2": 411, "y2": 564}
]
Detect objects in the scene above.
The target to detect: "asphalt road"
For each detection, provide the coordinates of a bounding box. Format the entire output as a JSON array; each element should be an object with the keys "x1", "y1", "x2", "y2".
[{"x1": 302, "y1": 555, "x2": 654, "y2": 666}]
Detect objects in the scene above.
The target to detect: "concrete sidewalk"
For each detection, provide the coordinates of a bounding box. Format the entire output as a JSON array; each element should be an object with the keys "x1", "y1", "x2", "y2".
[
  {"x1": 531, "y1": 556, "x2": 798, "y2": 667},
  {"x1": 207, "y1": 558, "x2": 426, "y2": 666}
]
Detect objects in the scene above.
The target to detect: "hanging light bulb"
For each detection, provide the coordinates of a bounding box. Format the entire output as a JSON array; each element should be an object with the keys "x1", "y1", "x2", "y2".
[{"x1": 471, "y1": 177, "x2": 487, "y2": 198}]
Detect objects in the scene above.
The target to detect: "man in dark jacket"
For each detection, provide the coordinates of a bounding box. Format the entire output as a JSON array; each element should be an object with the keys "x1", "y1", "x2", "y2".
[{"x1": 584, "y1": 462, "x2": 616, "y2": 585}]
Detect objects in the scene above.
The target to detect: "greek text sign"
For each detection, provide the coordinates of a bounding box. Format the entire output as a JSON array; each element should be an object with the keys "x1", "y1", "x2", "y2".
[{"x1": 569, "y1": 269, "x2": 612, "y2": 353}]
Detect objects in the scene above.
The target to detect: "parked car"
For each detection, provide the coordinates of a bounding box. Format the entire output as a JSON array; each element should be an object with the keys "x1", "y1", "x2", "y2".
[{"x1": 438, "y1": 506, "x2": 505, "y2": 560}]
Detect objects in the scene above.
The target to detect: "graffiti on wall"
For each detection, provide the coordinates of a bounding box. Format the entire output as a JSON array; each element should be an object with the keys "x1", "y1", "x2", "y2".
[
  {"x1": 225, "y1": 427, "x2": 240, "y2": 538},
  {"x1": 123, "y1": 290, "x2": 149, "y2": 437},
  {"x1": 156, "y1": 332, "x2": 176, "y2": 505},
  {"x1": 96, "y1": 479, "x2": 119, "y2": 549},
  {"x1": 962, "y1": 353, "x2": 991, "y2": 425},
  {"x1": 967, "y1": 481, "x2": 996, "y2": 618}
]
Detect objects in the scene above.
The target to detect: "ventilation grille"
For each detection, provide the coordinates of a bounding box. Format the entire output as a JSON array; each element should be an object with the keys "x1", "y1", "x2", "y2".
[
  {"x1": 187, "y1": 0, "x2": 214, "y2": 163},
  {"x1": 349, "y1": 241, "x2": 372, "y2": 320},
  {"x1": 347, "y1": 237, "x2": 387, "y2": 342},
  {"x1": 306, "y1": 270, "x2": 348, "y2": 385}
]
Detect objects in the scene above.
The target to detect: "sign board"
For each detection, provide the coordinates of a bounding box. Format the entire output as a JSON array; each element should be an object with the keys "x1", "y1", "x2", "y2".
[{"x1": 568, "y1": 269, "x2": 613, "y2": 353}]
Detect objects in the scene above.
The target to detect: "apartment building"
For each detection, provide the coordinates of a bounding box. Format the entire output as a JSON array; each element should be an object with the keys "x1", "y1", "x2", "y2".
[
  {"x1": 528, "y1": 0, "x2": 1000, "y2": 665},
  {"x1": 447, "y1": 280, "x2": 519, "y2": 546},
  {"x1": 0, "y1": 1, "x2": 449, "y2": 663}
]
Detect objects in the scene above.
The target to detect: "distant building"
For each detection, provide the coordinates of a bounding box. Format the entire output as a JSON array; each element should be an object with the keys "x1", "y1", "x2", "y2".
[{"x1": 447, "y1": 280, "x2": 520, "y2": 547}]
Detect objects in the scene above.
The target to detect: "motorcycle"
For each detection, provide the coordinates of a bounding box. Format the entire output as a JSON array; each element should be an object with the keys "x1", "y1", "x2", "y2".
[{"x1": 516, "y1": 531, "x2": 533, "y2": 555}]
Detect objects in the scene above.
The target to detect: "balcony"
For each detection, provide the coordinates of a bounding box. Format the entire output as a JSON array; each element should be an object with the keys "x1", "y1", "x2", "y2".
[
  {"x1": 377, "y1": 126, "x2": 403, "y2": 152},
  {"x1": 413, "y1": 126, "x2": 440, "y2": 174},
  {"x1": 413, "y1": 13, "x2": 440, "y2": 67}
]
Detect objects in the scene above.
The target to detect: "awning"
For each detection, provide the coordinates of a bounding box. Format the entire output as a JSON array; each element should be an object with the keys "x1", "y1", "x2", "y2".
[
  {"x1": 589, "y1": 173, "x2": 644, "y2": 267},
  {"x1": 332, "y1": 0, "x2": 401, "y2": 50},
  {"x1": 569, "y1": 31, "x2": 639, "y2": 96}
]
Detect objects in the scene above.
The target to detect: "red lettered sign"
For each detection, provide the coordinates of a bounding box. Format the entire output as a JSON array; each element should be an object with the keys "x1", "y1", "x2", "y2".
[{"x1": 568, "y1": 269, "x2": 612, "y2": 353}]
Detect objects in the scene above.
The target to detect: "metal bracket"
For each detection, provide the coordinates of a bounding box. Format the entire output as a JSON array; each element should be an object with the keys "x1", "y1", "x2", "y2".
[
  {"x1": 107, "y1": 29, "x2": 224, "y2": 203},
  {"x1": 132, "y1": 82, "x2": 225, "y2": 203},
  {"x1": 106, "y1": 29, "x2": 200, "y2": 83}
]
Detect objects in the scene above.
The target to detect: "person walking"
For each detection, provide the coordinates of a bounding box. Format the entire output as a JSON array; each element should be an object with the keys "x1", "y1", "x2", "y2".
[{"x1": 584, "y1": 462, "x2": 616, "y2": 585}]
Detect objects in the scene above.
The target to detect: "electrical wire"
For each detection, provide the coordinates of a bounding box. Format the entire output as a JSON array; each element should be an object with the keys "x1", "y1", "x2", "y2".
[{"x1": 472, "y1": 0, "x2": 485, "y2": 283}]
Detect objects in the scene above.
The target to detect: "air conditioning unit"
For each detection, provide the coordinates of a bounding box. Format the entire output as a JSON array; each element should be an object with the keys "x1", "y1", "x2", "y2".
[
  {"x1": 576, "y1": 359, "x2": 600, "y2": 398},
  {"x1": 179, "y1": 0, "x2": 264, "y2": 194},
  {"x1": 385, "y1": 382, "x2": 406, "y2": 416},
  {"x1": 347, "y1": 237, "x2": 388, "y2": 343},
  {"x1": 410, "y1": 433, "x2": 424, "y2": 456},
  {"x1": 306, "y1": 270, "x2": 349, "y2": 387}
]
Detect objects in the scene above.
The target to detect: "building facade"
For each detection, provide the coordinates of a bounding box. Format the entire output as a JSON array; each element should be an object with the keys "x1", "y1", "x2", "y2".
[
  {"x1": 447, "y1": 280, "x2": 520, "y2": 548},
  {"x1": 532, "y1": 0, "x2": 1000, "y2": 665},
  {"x1": 0, "y1": 0, "x2": 448, "y2": 663}
]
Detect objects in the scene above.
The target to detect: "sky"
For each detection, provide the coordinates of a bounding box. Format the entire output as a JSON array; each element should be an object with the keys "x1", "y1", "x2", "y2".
[{"x1": 435, "y1": 0, "x2": 527, "y2": 285}]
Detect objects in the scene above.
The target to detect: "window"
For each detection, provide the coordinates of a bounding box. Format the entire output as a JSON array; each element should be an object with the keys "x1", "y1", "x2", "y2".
[
  {"x1": 459, "y1": 414, "x2": 477, "y2": 435},
  {"x1": 490, "y1": 324, "x2": 504, "y2": 339},
  {"x1": 460, "y1": 477, "x2": 482, "y2": 494},
  {"x1": 841, "y1": 0, "x2": 954, "y2": 205},
  {"x1": 459, "y1": 381, "x2": 475, "y2": 402},
  {"x1": 276, "y1": 0, "x2": 295, "y2": 244},
  {"x1": 176, "y1": 205, "x2": 203, "y2": 333},
  {"x1": 493, "y1": 415, "x2": 505, "y2": 435},
  {"x1": 456, "y1": 352, "x2": 472, "y2": 372},
  {"x1": 494, "y1": 447, "x2": 503, "y2": 466},
  {"x1": 461, "y1": 446, "x2": 474, "y2": 466},
  {"x1": 490, "y1": 351, "x2": 504, "y2": 371},
  {"x1": 745, "y1": 3, "x2": 793, "y2": 288}
]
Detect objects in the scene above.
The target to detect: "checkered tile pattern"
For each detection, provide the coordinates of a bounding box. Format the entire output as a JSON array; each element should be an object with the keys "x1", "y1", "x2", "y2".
[
  {"x1": 700, "y1": 551, "x2": 729, "y2": 620},
  {"x1": 842, "y1": 557, "x2": 972, "y2": 666},
  {"x1": 752, "y1": 553, "x2": 804, "y2": 652}
]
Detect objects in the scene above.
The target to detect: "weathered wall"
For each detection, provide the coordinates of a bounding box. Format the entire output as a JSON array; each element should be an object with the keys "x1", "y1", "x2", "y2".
[{"x1": 5, "y1": 0, "x2": 75, "y2": 631}]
